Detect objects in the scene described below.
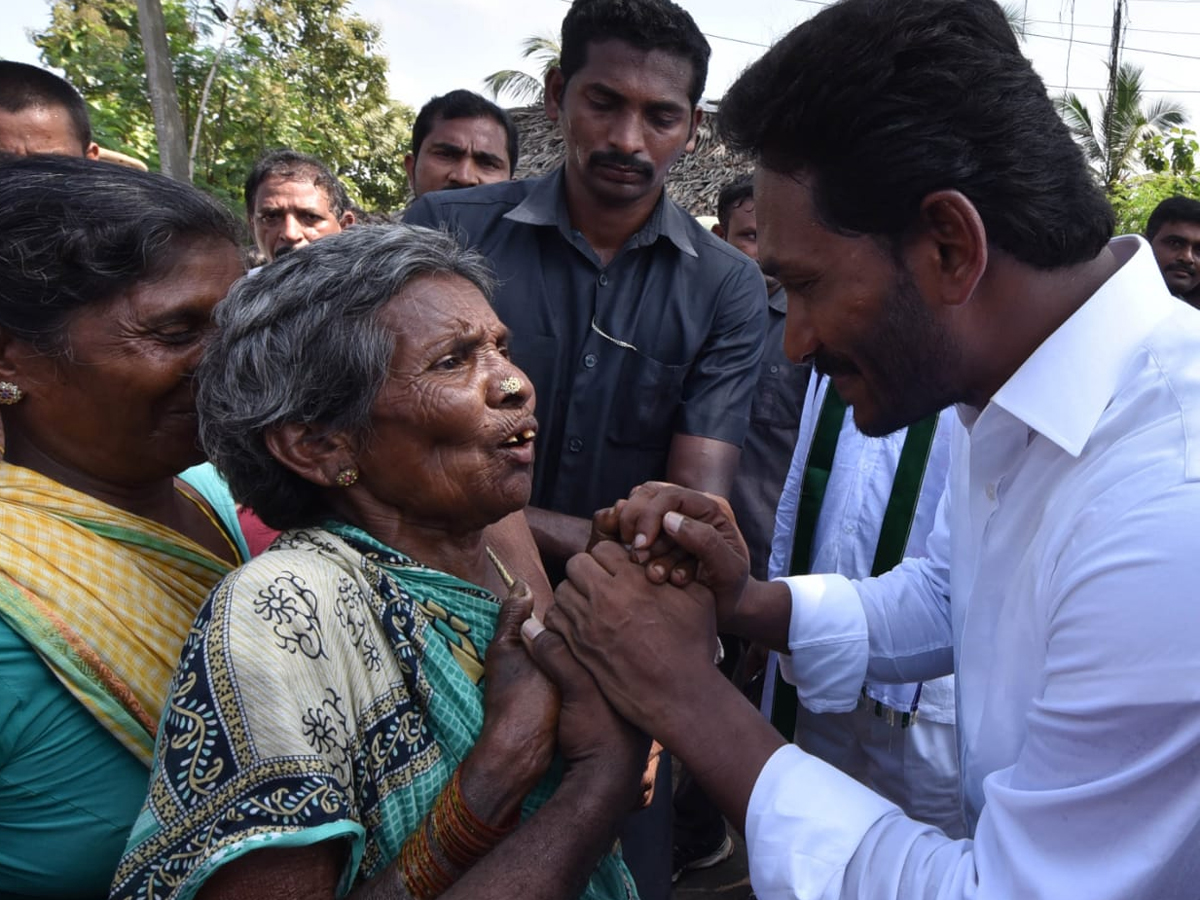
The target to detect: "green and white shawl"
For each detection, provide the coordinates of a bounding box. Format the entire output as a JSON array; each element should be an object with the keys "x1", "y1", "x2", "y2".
[{"x1": 111, "y1": 524, "x2": 636, "y2": 900}]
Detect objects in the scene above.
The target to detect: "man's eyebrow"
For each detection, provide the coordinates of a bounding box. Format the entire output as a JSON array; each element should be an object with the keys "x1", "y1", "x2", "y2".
[
  {"x1": 427, "y1": 140, "x2": 467, "y2": 155},
  {"x1": 470, "y1": 150, "x2": 506, "y2": 167}
]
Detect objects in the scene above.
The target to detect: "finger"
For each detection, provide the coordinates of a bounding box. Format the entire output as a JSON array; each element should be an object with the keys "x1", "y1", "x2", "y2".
[
  {"x1": 643, "y1": 546, "x2": 693, "y2": 584},
  {"x1": 562, "y1": 548, "x2": 607, "y2": 590},
  {"x1": 522, "y1": 615, "x2": 596, "y2": 703},
  {"x1": 618, "y1": 485, "x2": 727, "y2": 553},
  {"x1": 494, "y1": 580, "x2": 535, "y2": 641},
  {"x1": 588, "y1": 539, "x2": 641, "y2": 575},
  {"x1": 662, "y1": 511, "x2": 746, "y2": 588}
]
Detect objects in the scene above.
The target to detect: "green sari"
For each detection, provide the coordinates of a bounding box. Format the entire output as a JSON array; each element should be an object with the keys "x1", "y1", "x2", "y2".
[{"x1": 112, "y1": 524, "x2": 635, "y2": 900}]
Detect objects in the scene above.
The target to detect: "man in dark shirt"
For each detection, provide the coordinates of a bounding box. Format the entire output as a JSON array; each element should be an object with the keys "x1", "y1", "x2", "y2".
[
  {"x1": 405, "y1": 0, "x2": 766, "y2": 578},
  {"x1": 1146, "y1": 195, "x2": 1200, "y2": 304},
  {"x1": 714, "y1": 176, "x2": 810, "y2": 580}
]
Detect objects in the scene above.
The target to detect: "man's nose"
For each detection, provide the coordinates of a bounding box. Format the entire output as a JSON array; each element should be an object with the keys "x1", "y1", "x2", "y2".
[
  {"x1": 608, "y1": 111, "x2": 645, "y2": 156},
  {"x1": 783, "y1": 295, "x2": 818, "y2": 363},
  {"x1": 448, "y1": 159, "x2": 481, "y2": 188},
  {"x1": 281, "y1": 214, "x2": 305, "y2": 242}
]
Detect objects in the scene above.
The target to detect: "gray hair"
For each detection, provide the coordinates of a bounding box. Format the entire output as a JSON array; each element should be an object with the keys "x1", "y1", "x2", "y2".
[{"x1": 197, "y1": 224, "x2": 496, "y2": 530}]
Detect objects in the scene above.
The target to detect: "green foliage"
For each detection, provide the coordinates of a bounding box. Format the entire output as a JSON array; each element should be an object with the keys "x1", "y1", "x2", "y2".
[
  {"x1": 1139, "y1": 127, "x2": 1198, "y2": 177},
  {"x1": 34, "y1": 0, "x2": 414, "y2": 212},
  {"x1": 1109, "y1": 171, "x2": 1200, "y2": 236},
  {"x1": 1060, "y1": 61, "x2": 1187, "y2": 192},
  {"x1": 484, "y1": 34, "x2": 560, "y2": 106}
]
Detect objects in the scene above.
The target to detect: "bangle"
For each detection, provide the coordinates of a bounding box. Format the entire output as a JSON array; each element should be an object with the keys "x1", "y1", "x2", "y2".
[
  {"x1": 431, "y1": 767, "x2": 519, "y2": 869},
  {"x1": 398, "y1": 816, "x2": 454, "y2": 899}
]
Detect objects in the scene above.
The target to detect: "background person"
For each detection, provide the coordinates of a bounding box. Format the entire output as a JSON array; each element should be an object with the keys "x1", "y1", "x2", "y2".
[
  {"x1": 0, "y1": 60, "x2": 99, "y2": 158},
  {"x1": 244, "y1": 148, "x2": 356, "y2": 262},
  {"x1": 405, "y1": 89, "x2": 518, "y2": 197},
  {"x1": 1145, "y1": 194, "x2": 1200, "y2": 301},
  {"x1": 112, "y1": 225, "x2": 641, "y2": 900},
  {"x1": 0, "y1": 155, "x2": 247, "y2": 898}
]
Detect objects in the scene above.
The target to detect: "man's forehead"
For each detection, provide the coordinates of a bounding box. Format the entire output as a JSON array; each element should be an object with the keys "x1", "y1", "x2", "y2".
[
  {"x1": 254, "y1": 174, "x2": 333, "y2": 210},
  {"x1": 1157, "y1": 220, "x2": 1200, "y2": 239},
  {"x1": 572, "y1": 39, "x2": 694, "y2": 104}
]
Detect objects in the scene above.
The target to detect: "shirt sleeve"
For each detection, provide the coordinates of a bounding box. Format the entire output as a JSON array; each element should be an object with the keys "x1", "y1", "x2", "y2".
[
  {"x1": 675, "y1": 257, "x2": 768, "y2": 447},
  {"x1": 747, "y1": 480, "x2": 1200, "y2": 900}
]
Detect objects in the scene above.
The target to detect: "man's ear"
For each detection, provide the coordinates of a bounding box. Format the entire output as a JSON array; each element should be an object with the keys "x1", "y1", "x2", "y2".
[
  {"x1": 905, "y1": 190, "x2": 987, "y2": 309},
  {"x1": 264, "y1": 422, "x2": 358, "y2": 489},
  {"x1": 544, "y1": 68, "x2": 566, "y2": 123},
  {"x1": 340, "y1": 209, "x2": 357, "y2": 228},
  {"x1": 711, "y1": 223, "x2": 726, "y2": 240},
  {"x1": 683, "y1": 106, "x2": 703, "y2": 154},
  {"x1": 404, "y1": 153, "x2": 417, "y2": 192},
  {"x1": 84, "y1": 142, "x2": 100, "y2": 160}
]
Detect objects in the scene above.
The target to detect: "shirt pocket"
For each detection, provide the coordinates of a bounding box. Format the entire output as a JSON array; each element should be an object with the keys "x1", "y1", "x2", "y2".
[
  {"x1": 606, "y1": 351, "x2": 689, "y2": 450},
  {"x1": 750, "y1": 361, "x2": 807, "y2": 428}
]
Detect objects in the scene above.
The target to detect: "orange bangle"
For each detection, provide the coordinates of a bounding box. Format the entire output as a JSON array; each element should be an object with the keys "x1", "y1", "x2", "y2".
[{"x1": 398, "y1": 817, "x2": 454, "y2": 899}]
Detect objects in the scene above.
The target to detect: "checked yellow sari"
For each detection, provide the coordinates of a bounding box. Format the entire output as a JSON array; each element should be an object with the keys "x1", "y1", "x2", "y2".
[
  {"x1": 112, "y1": 523, "x2": 635, "y2": 900},
  {"x1": 0, "y1": 462, "x2": 236, "y2": 764}
]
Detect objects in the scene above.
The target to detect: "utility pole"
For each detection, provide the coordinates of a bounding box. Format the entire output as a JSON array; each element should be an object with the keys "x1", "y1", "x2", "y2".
[{"x1": 136, "y1": 0, "x2": 190, "y2": 180}]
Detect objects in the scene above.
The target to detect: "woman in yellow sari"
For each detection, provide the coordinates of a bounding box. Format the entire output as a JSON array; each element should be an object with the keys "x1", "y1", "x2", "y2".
[{"x1": 0, "y1": 156, "x2": 248, "y2": 898}]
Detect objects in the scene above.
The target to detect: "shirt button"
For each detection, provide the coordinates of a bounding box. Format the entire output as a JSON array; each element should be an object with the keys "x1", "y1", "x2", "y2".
[
  {"x1": 598, "y1": 273, "x2": 609, "y2": 286},
  {"x1": 568, "y1": 437, "x2": 584, "y2": 453},
  {"x1": 843, "y1": 524, "x2": 854, "y2": 534},
  {"x1": 986, "y1": 483, "x2": 997, "y2": 501},
  {"x1": 583, "y1": 353, "x2": 597, "y2": 368},
  {"x1": 770, "y1": 365, "x2": 779, "y2": 374}
]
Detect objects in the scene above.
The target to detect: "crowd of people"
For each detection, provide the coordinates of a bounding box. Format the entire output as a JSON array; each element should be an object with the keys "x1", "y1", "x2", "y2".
[{"x1": 2, "y1": 0, "x2": 1200, "y2": 898}]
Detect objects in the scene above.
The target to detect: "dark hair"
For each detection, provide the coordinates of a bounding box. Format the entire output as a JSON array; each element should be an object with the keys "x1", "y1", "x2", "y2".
[
  {"x1": 412, "y1": 90, "x2": 519, "y2": 174},
  {"x1": 719, "y1": 0, "x2": 1113, "y2": 269},
  {"x1": 0, "y1": 155, "x2": 242, "y2": 351},
  {"x1": 559, "y1": 0, "x2": 711, "y2": 106},
  {"x1": 0, "y1": 61, "x2": 92, "y2": 152},
  {"x1": 716, "y1": 175, "x2": 754, "y2": 230},
  {"x1": 198, "y1": 225, "x2": 496, "y2": 530},
  {"x1": 243, "y1": 148, "x2": 351, "y2": 218},
  {"x1": 1146, "y1": 196, "x2": 1200, "y2": 240}
]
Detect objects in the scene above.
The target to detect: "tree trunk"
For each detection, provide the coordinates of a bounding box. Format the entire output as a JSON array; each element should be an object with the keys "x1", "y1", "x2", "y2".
[{"x1": 136, "y1": 0, "x2": 189, "y2": 180}]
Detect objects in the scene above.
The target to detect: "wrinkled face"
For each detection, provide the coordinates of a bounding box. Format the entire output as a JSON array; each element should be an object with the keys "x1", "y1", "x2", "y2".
[
  {"x1": 407, "y1": 115, "x2": 512, "y2": 197},
  {"x1": 0, "y1": 105, "x2": 98, "y2": 158},
  {"x1": 353, "y1": 275, "x2": 537, "y2": 532},
  {"x1": 250, "y1": 174, "x2": 351, "y2": 261},
  {"x1": 1150, "y1": 220, "x2": 1200, "y2": 298},
  {"x1": 755, "y1": 168, "x2": 960, "y2": 436},
  {"x1": 6, "y1": 238, "x2": 243, "y2": 485},
  {"x1": 546, "y1": 39, "x2": 700, "y2": 210}
]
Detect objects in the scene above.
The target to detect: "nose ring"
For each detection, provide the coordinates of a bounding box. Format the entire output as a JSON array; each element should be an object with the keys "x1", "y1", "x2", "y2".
[{"x1": 499, "y1": 376, "x2": 523, "y2": 396}]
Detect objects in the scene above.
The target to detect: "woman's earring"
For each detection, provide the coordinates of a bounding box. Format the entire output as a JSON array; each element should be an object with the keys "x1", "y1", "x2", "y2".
[
  {"x1": 0, "y1": 382, "x2": 23, "y2": 405},
  {"x1": 334, "y1": 467, "x2": 359, "y2": 488}
]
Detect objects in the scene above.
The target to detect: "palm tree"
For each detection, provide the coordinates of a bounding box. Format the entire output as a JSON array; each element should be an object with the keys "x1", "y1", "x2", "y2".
[
  {"x1": 483, "y1": 35, "x2": 561, "y2": 106},
  {"x1": 1060, "y1": 61, "x2": 1187, "y2": 191}
]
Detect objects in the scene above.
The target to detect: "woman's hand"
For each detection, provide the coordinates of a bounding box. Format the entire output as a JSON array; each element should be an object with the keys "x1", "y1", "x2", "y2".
[
  {"x1": 601, "y1": 483, "x2": 752, "y2": 627},
  {"x1": 460, "y1": 579, "x2": 560, "y2": 826}
]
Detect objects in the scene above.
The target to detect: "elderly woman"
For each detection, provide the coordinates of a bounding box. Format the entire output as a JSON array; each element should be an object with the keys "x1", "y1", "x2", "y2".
[
  {"x1": 111, "y1": 225, "x2": 644, "y2": 900},
  {"x1": 0, "y1": 156, "x2": 248, "y2": 897}
]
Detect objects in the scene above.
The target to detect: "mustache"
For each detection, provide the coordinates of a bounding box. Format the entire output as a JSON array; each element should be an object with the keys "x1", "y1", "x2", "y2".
[
  {"x1": 813, "y1": 350, "x2": 858, "y2": 378},
  {"x1": 588, "y1": 151, "x2": 653, "y2": 179},
  {"x1": 1167, "y1": 262, "x2": 1195, "y2": 274}
]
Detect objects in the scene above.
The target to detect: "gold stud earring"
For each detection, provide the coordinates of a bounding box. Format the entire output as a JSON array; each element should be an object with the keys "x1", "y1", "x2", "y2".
[
  {"x1": 334, "y1": 467, "x2": 359, "y2": 488},
  {"x1": 0, "y1": 382, "x2": 23, "y2": 405}
]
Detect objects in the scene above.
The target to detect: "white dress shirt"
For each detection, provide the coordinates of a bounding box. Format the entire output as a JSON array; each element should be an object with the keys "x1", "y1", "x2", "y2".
[
  {"x1": 763, "y1": 376, "x2": 956, "y2": 722},
  {"x1": 747, "y1": 237, "x2": 1200, "y2": 899}
]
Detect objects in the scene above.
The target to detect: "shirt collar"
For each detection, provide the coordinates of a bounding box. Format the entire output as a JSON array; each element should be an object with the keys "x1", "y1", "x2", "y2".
[
  {"x1": 767, "y1": 284, "x2": 788, "y2": 315},
  {"x1": 982, "y1": 235, "x2": 1178, "y2": 456},
  {"x1": 503, "y1": 166, "x2": 697, "y2": 258}
]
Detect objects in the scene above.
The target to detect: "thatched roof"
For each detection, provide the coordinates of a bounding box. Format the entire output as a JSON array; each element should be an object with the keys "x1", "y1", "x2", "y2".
[{"x1": 510, "y1": 105, "x2": 753, "y2": 218}]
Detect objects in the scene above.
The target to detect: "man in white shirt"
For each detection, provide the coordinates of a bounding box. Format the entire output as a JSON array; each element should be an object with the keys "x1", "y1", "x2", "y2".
[
  {"x1": 761, "y1": 378, "x2": 963, "y2": 838},
  {"x1": 523, "y1": 0, "x2": 1200, "y2": 897}
]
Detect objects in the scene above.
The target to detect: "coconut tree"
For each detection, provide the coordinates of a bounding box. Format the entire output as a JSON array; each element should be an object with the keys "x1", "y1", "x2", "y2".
[
  {"x1": 1060, "y1": 61, "x2": 1187, "y2": 191},
  {"x1": 483, "y1": 34, "x2": 560, "y2": 106}
]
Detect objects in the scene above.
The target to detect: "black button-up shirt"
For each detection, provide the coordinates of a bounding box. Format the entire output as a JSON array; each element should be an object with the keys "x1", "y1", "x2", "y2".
[
  {"x1": 405, "y1": 169, "x2": 766, "y2": 518},
  {"x1": 728, "y1": 287, "x2": 811, "y2": 579}
]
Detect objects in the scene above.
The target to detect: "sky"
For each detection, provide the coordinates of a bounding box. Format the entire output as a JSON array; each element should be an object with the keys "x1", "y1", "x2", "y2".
[{"x1": 2, "y1": 0, "x2": 1199, "y2": 131}]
